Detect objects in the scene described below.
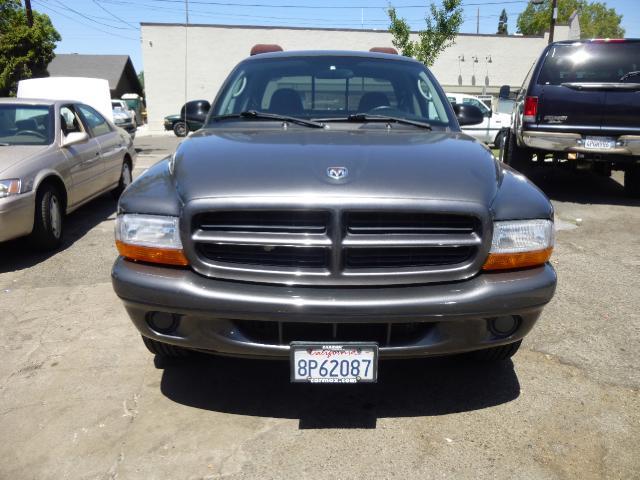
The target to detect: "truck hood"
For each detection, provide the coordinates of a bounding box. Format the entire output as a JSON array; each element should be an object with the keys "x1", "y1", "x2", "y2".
[
  {"x1": 0, "y1": 145, "x2": 49, "y2": 175},
  {"x1": 172, "y1": 128, "x2": 500, "y2": 205}
]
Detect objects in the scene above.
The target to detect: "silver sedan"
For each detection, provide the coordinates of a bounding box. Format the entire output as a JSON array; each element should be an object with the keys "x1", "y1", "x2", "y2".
[{"x1": 0, "y1": 98, "x2": 136, "y2": 249}]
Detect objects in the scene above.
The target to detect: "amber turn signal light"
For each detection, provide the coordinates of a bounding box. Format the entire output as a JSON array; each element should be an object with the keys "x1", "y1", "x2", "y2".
[
  {"x1": 482, "y1": 247, "x2": 553, "y2": 271},
  {"x1": 116, "y1": 240, "x2": 189, "y2": 266}
]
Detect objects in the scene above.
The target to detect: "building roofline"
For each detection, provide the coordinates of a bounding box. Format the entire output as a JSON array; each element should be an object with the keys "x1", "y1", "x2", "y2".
[{"x1": 139, "y1": 21, "x2": 546, "y2": 39}]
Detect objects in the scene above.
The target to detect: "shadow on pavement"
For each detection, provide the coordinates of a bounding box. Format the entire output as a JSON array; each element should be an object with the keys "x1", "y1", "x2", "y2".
[
  {"x1": 0, "y1": 194, "x2": 116, "y2": 273},
  {"x1": 159, "y1": 353, "x2": 520, "y2": 429},
  {"x1": 525, "y1": 167, "x2": 640, "y2": 207}
]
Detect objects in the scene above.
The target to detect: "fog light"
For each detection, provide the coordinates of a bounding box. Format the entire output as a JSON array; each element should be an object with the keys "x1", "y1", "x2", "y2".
[
  {"x1": 488, "y1": 316, "x2": 520, "y2": 337},
  {"x1": 146, "y1": 311, "x2": 180, "y2": 334}
]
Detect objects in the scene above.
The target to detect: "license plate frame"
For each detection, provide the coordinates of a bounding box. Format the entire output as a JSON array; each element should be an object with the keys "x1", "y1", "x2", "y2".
[
  {"x1": 584, "y1": 136, "x2": 616, "y2": 150},
  {"x1": 290, "y1": 342, "x2": 379, "y2": 384}
]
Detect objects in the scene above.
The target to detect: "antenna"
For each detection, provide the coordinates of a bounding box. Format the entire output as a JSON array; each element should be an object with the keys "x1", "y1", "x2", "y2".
[{"x1": 184, "y1": 0, "x2": 189, "y2": 130}]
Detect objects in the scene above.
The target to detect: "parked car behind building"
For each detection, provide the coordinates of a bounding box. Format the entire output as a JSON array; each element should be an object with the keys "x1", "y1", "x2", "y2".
[
  {"x1": 112, "y1": 100, "x2": 137, "y2": 139},
  {"x1": 0, "y1": 98, "x2": 136, "y2": 249},
  {"x1": 163, "y1": 100, "x2": 211, "y2": 137}
]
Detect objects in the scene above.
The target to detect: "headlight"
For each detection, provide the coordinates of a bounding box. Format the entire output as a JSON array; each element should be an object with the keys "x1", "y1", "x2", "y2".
[
  {"x1": 482, "y1": 219, "x2": 554, "y2": 270},
  {"x1": 0, "y1": 179, "x2": 21, "y2": 198},
  {"x1": 115, "y1": 214, "x2": 188, "y2": 266}
]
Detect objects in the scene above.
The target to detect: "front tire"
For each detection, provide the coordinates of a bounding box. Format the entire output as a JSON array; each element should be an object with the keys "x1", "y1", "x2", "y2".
[
  {"x1": 624, "y1": 166, "x2": 640, "y2": 198},
  {"x1": 173, "y1": 121, "x2": 188, "y2": 137},
  {"x1": 504, "y1": 130, "x2": 533, "y2": 172},
  {"x1": 142, "y1": 336, "x2": 190, "y2": 358},
  {"x1": 471, "y1": 340, "x2": 522, "y2": 362},
  {"x1": 112, "y1": 160, "x2": 132, "y2": 199},
  {"x1": 29, "y1": 184, "x2": 64, "y2": 251}
]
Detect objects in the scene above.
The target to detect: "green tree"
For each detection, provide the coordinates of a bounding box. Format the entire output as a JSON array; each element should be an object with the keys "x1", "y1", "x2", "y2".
[
  {"x1": 497, "y1": 9, "x2": 508, "y2": 35},
  {"x1": 0, "y1": 0, "x2": 61, "y2": 96},
  {"x1": 388, "y1": 0, "x2": 463, "y2": 66},
  {"x1": 516, "y1": 0, "x2": 624, "y2": 39}
]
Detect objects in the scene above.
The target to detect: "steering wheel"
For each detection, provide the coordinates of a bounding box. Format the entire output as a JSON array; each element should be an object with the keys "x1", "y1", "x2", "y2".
[
  {"x1": 14, "y1": 130, "x2": 46, "y2": 139},
  {"x1": 369, "y1": 105, "x2": 405, "y2": 116}
]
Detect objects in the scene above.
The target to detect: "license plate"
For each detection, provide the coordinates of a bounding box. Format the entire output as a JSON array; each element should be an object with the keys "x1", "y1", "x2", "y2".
[
  {"x1": 290, "y1": 342, "x2": 378, "y2": 383},
  {"x1": 584, "y1": 136, "x2": 615, "y2": 150}
]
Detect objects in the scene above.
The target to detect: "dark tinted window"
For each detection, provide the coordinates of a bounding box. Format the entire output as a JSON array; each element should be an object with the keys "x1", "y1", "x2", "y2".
[
  {"x1": 213, "y1": 56, "x2": 452, "y2": 126},
  {"x1": 538, "y1": 42, "x2": 640, "y2": 85}
]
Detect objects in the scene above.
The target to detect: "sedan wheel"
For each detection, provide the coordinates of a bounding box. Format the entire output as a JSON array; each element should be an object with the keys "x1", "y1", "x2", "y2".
[
  {"x1": 173, "y1": 121, "x2": 188, "y2": 137},
  {"x1": 29, "y1": 184, "x2": 64, "y2": 251},
  {"x1": 112, "y1": 161, "x2": 132, "y2": 199}
]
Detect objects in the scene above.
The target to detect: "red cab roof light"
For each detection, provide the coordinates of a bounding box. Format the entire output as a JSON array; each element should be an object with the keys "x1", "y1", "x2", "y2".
[
  {"x1": 250, "y1": 44, "x2": 284, "y2": 56},
  {"x1": 369, "y1": 47, "x2": 398, "y2": 54}
]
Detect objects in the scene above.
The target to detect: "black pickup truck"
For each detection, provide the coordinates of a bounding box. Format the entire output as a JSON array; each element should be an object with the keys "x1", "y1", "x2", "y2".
[
  {"x1": 501, "y1": 39, "x2": 640, "y2": 196},
  {"x1": 112, "y1": 48, "x2": 557, "y2": 384}
]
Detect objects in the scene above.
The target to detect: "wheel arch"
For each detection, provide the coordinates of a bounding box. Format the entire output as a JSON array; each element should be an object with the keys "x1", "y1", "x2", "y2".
[{"x1": 33, "y1": 172, "x2": 68, "y2": 213}]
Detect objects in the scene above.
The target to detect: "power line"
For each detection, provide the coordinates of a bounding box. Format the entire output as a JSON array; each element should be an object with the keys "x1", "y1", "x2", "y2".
[
  {"x1": 46, "y1": 0, "x2": 136, "y2": 30},
  {"x1": 33, "y1": 0, "x2": 139, "y2": 40},
  {"x1": 92, "y1": 0, "x2": 138, "y2": 28}
]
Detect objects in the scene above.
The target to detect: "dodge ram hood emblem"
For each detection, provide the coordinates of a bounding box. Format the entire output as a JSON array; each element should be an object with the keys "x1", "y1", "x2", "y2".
[{"x1": 327, "y1": 166, "x2": 348, "y2": 180}]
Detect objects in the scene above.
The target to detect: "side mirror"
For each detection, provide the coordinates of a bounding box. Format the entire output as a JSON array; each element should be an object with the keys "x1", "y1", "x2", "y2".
[
  {"x1": 61, "y1": 131, "x2": 89, "y2": 147},
  {"x1": 453, "y1": 104, "x2": 484, "y2": 126},
  {"x1": 485, "y1": 109, "x2": 493, "y2": 118},
  {"x1": 499, "y1": 85, "x2": 511, "y2": 99}
]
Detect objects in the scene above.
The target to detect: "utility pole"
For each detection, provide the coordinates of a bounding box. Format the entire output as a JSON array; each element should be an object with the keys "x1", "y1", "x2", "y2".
[
  {"x1": 24, "y1": 0, "x2": 33, "y2": 27},
  {"x1": 548, "y1": 0, "x2": 558, "y2": 43},
  {"x1": 476, "y1": 8, "x2": 479, "y2": 34}
]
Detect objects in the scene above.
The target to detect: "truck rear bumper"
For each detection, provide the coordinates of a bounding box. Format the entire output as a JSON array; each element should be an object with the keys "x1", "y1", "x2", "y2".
[
  {"x1": 112, "y1": 257, "x2": 557, "y2": 359},
  {"x1": 521, "y1": 130, "x2": 640, "y2": 158}
]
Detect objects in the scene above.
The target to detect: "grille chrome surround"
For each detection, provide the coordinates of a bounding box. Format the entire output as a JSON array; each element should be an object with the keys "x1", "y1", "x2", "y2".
[{"x1": 182, "y1": 198, "x2": 492, "y2": 286}]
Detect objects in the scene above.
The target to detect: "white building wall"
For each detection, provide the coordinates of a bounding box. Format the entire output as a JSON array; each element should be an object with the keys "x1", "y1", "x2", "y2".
[{"x1": 141, "y1": 23, "x2": 576, "y2": 131}]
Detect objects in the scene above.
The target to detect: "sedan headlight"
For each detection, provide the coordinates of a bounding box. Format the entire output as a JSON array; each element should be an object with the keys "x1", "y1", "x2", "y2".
[
  {"x1": 115, "y1": 214, "x2": 188, "y2": 266},
  {"x1": 0, "y1": 179, "x2": 21, "y2": 198},
  {"x1": 483, "y1": 219, "x2": 554, "y2": 270}
]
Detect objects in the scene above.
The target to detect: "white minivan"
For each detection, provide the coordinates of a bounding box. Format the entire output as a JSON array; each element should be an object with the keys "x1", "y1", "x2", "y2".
[{"x1": 446, "y1": 93, "x2": 511, "y2": 148}]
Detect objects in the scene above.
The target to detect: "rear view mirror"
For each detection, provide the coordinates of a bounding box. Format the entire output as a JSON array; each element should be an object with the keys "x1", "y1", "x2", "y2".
[
  {"x1": 453, "y1": 104, "x2": 484, "y2": 126},
  {"x1": 61, "y1": 131, "x2": 89, "y2": 147}
]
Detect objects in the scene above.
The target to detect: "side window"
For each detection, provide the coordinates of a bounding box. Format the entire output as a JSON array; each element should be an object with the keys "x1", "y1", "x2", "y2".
[
  {"x1": 463, "y1": 97, "x2": 489, "y2": 115},
  {"x1": 59, "y1": 106, "x2": 85, "y2": 136},
  {"x1": 77, "y1": 104, "x2": 111, "y2": 137}
]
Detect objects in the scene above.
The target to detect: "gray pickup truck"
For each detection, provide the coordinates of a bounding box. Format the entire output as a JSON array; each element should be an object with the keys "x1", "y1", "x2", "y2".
[{"x1": 112, "y1": 48, "x2": 557, "y2": 384}]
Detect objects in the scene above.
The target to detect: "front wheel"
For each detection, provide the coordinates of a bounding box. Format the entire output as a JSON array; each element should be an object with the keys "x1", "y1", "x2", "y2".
[
  {"x1": 29, "y1": 184, "x2": 64, "y2": 251},
  {"x1": 624, "y1": 166, "x2": 640, "y2": 198},
  {"x1": 173, "y1": 121, "x2": 188, "y2": 137},
  {"x1": 112, "y1": 161, "x2": 132, "y2": 199}
]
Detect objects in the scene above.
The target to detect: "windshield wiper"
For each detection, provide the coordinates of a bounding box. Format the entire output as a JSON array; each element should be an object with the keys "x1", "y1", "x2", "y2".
[
  {"x1": 0, "y1": 143, "x2": 10, "y2": 146},
  {"x1": 211, "y1": 110, "x2": 324, "y2": 129},
  {"x1": 314, "y1": 113, "x2": 432, "y2": 130},
  {"x1": 620, "y1": 70, "x2": 640, "y2": 81}
]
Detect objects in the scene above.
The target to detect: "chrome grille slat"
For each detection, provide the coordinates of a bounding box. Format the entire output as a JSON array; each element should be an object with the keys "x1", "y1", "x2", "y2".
[
  {"x1": 342, "y1": 233, "x2": 481, "y2": 247},
  {"x1": 192, "y1": 230, "x2": 332, "y2": 247}
]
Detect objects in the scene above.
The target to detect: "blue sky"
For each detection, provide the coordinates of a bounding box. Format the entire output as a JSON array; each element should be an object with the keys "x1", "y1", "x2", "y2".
[{"x1": 32, "y1": 0, "x2": 640, "y2": 72}]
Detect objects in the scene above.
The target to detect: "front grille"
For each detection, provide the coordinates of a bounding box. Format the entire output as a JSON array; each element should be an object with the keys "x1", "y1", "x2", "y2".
[
  {"x1": 235, "y1": 320, "x2": 433, "y2": 347},
  {"x1": 187, "y1": 205, "x2": 485, "y2": 285}
]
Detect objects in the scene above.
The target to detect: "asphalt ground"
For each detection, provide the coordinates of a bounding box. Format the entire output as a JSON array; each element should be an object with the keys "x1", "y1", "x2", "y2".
[{"x1": 1, "y1": 134, "x2": 638, "y2": 479}]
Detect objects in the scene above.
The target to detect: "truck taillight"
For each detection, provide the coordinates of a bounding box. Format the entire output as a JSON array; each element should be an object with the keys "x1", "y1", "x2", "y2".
[{"x1": 523, "y1": 96, "x2": 538, "y2": 123}]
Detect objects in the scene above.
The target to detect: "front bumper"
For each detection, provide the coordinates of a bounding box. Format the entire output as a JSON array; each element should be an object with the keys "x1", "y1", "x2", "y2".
[
  {"x1": 0, "y1": 192, "x2": 35, "y2": 243},
  {"x1": 521, "y1": 130, "x2": 640, "y2": 158},
  {"x1": 112, "y1": 257, "x2": 557, "y2": 359}
]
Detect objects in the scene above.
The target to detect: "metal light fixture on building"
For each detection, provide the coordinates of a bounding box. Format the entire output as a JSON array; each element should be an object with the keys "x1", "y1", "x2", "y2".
[
  {"x1": 486, "y1": 55, "x2": 492, "y2": 63},
  {"x1": 458, "y1": 54, "x2": 465, "y2": 62}
]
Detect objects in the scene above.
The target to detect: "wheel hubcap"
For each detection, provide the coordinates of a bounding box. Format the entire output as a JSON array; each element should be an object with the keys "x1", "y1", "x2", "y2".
[{"x1": 50, "y1": 196, "x2": 61, "y2": 238}]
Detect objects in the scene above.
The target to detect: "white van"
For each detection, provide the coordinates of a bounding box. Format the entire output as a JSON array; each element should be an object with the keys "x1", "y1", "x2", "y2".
[{"x1": 446, "y1": 93, "x2": 511, "y2": 148}]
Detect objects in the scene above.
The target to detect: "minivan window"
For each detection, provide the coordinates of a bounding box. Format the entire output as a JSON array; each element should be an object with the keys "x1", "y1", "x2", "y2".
[
  {"x1": 538, "y1": 42, "x2": 640, "y2": 85},
  {"x1": 213, "y1": 56, "x2": 452, "y2": 127}
]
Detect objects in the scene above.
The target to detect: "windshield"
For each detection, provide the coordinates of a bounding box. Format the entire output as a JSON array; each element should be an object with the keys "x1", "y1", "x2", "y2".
[
  {"x1": 211, "y1": 56, "x2": 453, "y2": 127},
  {"x1": 0, "y1": 105, "x2": 53, "y2": 146},
  {"x1": 538, "y1": 42, "x2": 640, "y2": 85}
]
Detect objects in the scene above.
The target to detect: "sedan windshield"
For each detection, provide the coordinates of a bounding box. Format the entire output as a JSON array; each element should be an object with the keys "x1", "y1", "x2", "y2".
[
  {"x1": 0, "y1": 105, "x2": 53, "y2": 146},
  {"x1": 211, "y1": 56, "x2": 453, "y2": 128}
]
